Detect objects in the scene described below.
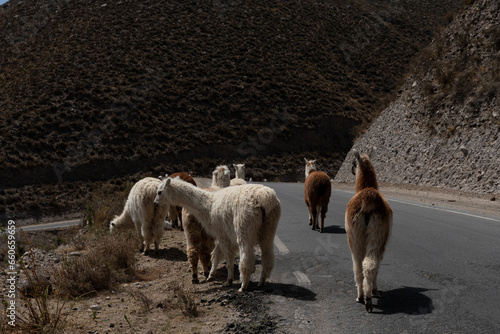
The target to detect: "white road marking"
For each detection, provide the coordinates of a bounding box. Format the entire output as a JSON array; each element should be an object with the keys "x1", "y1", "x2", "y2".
[
  {"x1": 387, "y1": 198, "x2": 500, "y2": 223},
  {"x1": 335, "y1": 189, "x2": 500, "y2": 223},
  {"x1": 274, "y1": 234, "x2": 290, "y2": 255},
  {"x1": 292, "y1": 271, "x2": 311, "y2": 286}
]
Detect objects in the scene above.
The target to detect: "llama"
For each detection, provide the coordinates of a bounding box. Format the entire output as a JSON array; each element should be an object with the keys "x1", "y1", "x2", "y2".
[
  {"x1": 230, "y1": 163, "x2": 247, "y2": 186},
  {"x1": 304, "y1": 158, "x2": 331, "y2": 233},
  {"x1": 183, "y1": 165, "x2": 231, "y2": 284},
  {"x1": 166, "y1": 172, "x2": 197, "y2": 231},
  {"x1": 212, "y1": 165, "x2": 231, "y2": 188},
  {"x1": 154, "y1": 177, "x2": 281, "y2": 292},
  {"x1": 110, "y1": 177, "x2": 169, "y2": 254},
  {"x1": 345, "y1": 148, "x2": 393, "y2": 312}
]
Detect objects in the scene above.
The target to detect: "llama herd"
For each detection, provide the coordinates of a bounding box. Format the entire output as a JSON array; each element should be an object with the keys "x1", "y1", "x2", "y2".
[{"x1": 110, "y1": 149, "x2": 392, "y2": 312}]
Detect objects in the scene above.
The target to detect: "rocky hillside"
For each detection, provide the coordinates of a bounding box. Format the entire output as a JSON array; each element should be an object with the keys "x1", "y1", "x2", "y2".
[
  {"x1": 0, "y1": 0, "x2": 466, "y2": 220},
  {"x1": 334, "y1": 0, "x2": 500, "y2": 195}
]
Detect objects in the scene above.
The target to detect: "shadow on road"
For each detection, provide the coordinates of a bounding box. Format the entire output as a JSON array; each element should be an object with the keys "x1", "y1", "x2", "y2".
[
  {"x1": 261, "y1": 282, "x2": 317, "y2": 301},
  {"x1": 373, "y1": 286, "x2": 435, "y2": 315},
  {"x1": 321, "y1": 224, "x2": 346, "y2": 234}
]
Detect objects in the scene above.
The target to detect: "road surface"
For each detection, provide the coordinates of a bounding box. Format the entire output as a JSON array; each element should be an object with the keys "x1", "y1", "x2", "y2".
[{"x1": 261, "y1": 182, "x2": 500, "y2": 333}]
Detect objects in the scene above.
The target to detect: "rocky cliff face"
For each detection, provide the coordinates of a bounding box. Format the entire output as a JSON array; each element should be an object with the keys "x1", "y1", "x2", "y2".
[{"x1": 334, "y1": 0, "x2": 500, "y2": 194}]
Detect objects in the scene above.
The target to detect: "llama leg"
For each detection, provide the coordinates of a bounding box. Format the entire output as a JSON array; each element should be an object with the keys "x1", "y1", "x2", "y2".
[
  {"x1": 320, "y1": 206, "x2": 327, "y2": 233},
  {"x1": 188, "y1": 247, "x2": 200, "y2": 284},
  {"x1": 311, "y1": 206, "x2": 318, "y2": 230},
  {"x1": 238, "y1": 243, "x2": 256, "y2": 292},
  {"x1": 258, "y1": 238, "x2": 275, "y2": 288},
  {"x1": 200, "y1": 237, "x2": 215, "y2": 279},
  {"x1": 208, "y1": 244, "x2": 222, "y2": 281},
  {"x1": 351, "y1": 253, "x2": 364, "y2": 303},
  {"x1": 372, "y1": 274, "x2": 379, "y2": 297},
  {"x1": 308, "y1": 206, "x2": 313, "y2": 226},
  {"x1": 362, "y1": 255, "x2": 379, "y2": 313}
]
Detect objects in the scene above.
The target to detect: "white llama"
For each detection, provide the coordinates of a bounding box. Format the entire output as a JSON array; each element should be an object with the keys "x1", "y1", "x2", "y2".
[
  {"x1": 110, "y1": 177, "x2": 169, "y2": 254},
  {"x1": 154, "y1": 177, "x2": 281, "y2": 291},
  {"x1": 230, "y1": 163, "x2": 247, "y2": 186}
]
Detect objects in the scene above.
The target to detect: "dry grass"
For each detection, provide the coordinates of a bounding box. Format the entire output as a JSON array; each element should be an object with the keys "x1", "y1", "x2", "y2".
[
  {"x1": 3, "y1": 230, "x2": 71, "y2": 334},
  {"x1": 53, "y1": 230, "x2": 138, "y2": 298},
  {"x1": 157, "y1": 282, "x2": 199, "y2": 318},
  {"x1": 172, "y1": 282, "x2": 199, "y2": 317}
]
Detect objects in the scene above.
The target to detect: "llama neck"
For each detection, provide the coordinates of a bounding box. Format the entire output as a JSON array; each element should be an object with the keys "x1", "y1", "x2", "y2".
[
  {"x1": 168, "y1": 180, "x2": 212, "y2": 222},
  {"x1": 305, "y1": 166, "x2": 316, "y2": 178},
  {"x1": 355, "y1": 163, "x2": 378, "y2": 193},
  {"x1": 235, "y1": 169, "x2": 244, "y2": 179}
]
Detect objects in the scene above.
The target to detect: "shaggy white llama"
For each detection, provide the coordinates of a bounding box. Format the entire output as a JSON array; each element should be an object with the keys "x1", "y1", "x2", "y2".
[
  {"x1": 183, "y1": 165, "x2": 231, "y2": 283},
  {"x1": 212, "y1": 165, "x2": 231, "y2": 188},
  {"x1": 110, "y1": 177, "x2": 169, "y2": 254},
  {"x1": 345, "y1": 148, "x2": 393, "y2": 312},
  {"x1": 304, "y1": 158, "x2": 331, "y2": 233},
  {"x1": 154, "y1": 177, "x2": 281, "y2": 291},
  {"x1": 165, "y1": 172, "x2": 197, "y2": 231},
  {"x1": 230, "y1": 163, "x2": 247, "y2": 186}
]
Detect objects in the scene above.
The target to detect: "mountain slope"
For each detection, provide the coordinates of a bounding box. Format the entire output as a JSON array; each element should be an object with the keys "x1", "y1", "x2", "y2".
[
  {"x1": 0, "y1": 0, "x2": 464, "y2": 187},
  {"x1": 334, "y1": 0, "x2": 500, "y2": 194}
]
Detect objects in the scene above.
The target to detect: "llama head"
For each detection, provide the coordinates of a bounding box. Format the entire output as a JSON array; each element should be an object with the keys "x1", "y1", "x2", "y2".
[
  {"x1": 233, "y1": 164, "x2": 245, "y2": 179},
  {"x1": 212, "y1": 165, "x2": 231, "y2": 188},
  {"x1": 154, "y1": 177, "x2": 172, "y2": 207},
  {"x1": 109, "y1": 218, "x2": 117, "y2": 232},
  {"x1": 351, "y1": 148, "x2": 378, "y2": 191},
  {"x1": 351, "y1": 147, "x2": 377, "y2": 176},
  {"x1": 304, "y1": 158, "x2": 317, "y2": 178}
]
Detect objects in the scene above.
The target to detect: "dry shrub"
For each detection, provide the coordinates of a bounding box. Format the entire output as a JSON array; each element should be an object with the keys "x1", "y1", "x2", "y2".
[
  {"x1": 5, "y1": 230, "x2": 70, "y2": 333},
  {"x1": 172, "y1": 282, "x2": 198, "y2": 317},
  {"x1": 53, "y1": 231, "x2": 138, "y2": 298},
  {"x1": 157, "y1": 282, "x2": 198, "y2": 317},
  {"x1": 128, "y1": 290, "x2": 153, "y2": 313}
]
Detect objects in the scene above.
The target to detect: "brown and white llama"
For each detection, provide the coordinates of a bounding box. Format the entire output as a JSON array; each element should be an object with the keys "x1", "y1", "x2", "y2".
[
  {"x1": 166, "y1": 172, "x2": 197, "y2": 231},
  {"x1": 182, "y1": 165, "x2": 230, "y2": 284},
  {"x1": 304, "y1": 158, "x2": 331, "y2": 233},
  {"x1": 345, "y1": 148, "x2": 393, "y2": 312},
  {"x1": 154, "y1": 176, "x2": 281, "y2": 292}
]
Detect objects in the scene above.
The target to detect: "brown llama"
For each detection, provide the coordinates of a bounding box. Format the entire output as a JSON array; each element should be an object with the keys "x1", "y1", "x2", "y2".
[
  {"x1": 304, "y1": 158, "x2": 331, "y2": 233},
  {"x1": 345, "y1": 148, "x2": 392, "y2": 312},
  {"x1": 166, "y1": 172, "x2": 196, "y2": 231},
  {"x1": 183, "y1": 165, "x2": 230, "y2": 284}
]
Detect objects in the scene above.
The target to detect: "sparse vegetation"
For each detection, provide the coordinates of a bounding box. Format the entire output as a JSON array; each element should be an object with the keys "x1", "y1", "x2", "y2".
[{"x1": 53, "y1": 231, "x2": 138, "y2": 298}]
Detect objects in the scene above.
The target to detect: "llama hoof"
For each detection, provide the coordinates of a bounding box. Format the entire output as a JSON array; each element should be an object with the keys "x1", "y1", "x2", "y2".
[
  {"x1": 365, "y1": 298, "x2": 373, "y2": 313},
  {"x1": 319, "y1": 228, "x2": 323, "y2": 233},
  {"x1": 372, "y1": 289, "x2": 380, "y2": 297},
  {"x1": 192, "y1": 278, "x2": 200, "y2": 284},
  {"x1": 223, "y1": 279, "x2": 233, "y2": 287},
  {"x1": 356, "y1": 297, "x2": 364, "y2": 304}
]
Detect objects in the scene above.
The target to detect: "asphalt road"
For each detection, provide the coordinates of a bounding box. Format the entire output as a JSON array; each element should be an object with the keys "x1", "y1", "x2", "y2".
[{"x1": 259, "y1": 182, "x2": 500, "y2": 334}]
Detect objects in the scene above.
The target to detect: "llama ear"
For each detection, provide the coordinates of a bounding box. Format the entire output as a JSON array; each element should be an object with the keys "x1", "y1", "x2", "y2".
[
  {"x1": 353, "y1": 149, "x2": 361, "y2": 162},
  {"x1": 368, "y1": 146, "x2": 377, "y2": 158},
  {"x1": 160, "y1": 178, "x2": 171, "y2": 191},
  {"x1": 304, "y1": 157, "x2": 308, "y2": 163}
]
